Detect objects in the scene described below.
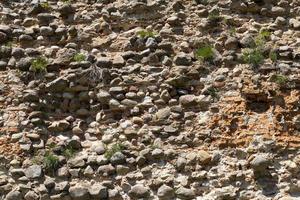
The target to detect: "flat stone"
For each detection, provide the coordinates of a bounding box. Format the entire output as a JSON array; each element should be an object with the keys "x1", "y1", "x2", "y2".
[
  {"x1": 24, "y1": 165, "x2": 42, "y2": 179},
  {"x1": 69, "y1": 185, "x2": 89, "y2": 200},
  {"x1": 157, "y1": 184, "x2": 175, "y2": 199},
  {"x1": 129, "y1": 184, "x2": 150, "y2": 198},
  {"x1": 175, "y1": 187, "x2": 195, "y2": 200}
]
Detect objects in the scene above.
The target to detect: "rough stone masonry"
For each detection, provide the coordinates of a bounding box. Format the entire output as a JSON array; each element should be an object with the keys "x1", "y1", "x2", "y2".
[{"x1": 0, "y1": 0, "x2": 300, "y2": 199}]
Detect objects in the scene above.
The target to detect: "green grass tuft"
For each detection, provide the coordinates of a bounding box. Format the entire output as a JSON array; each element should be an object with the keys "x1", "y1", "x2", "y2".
[
  {"x1": 40, "y1": 2, "x2": 50, "y2": 9},
  {"x1": 44, "y1": 152, "x2": 59, "y2": 171},
  {"x1": 105, "y1": 143, "x2": 124, "y2": 159},
  {"x1": 61, "y1": 0, "x2": 72, "y2": 3},
  {"x1": 31, "y1": 57, "x2": 48, "y2": 73},
  {"x1": 270, "y1": 74, "x2": 288, "y2": 86},
  {"x1": 242, "y1": 48, "x2": 264, "y2": 67},
  {"x1": 195, "y1": 45, "x2": 215, "y2": 62},
  {"x1": 137, "y1": 30, "x2": 156, "y2": 38},
  {"x1": 259, "y1": 29, "x2": 271, "y2": 40},
  {"x1": 62, "y1": 146, "x2": 77, "y2": 159},
  {"x1": 207, "y1": 87, "x2": 219, "y2": 99},
  {"x1": 269, "y1": 51, "x2": 277, "y2": 63},
  {"x1": 73, "y1": 53, "x2": 86, "y2": 62},
  {"x1": 208, "y1": 9, "x2": 223, "y2": 22}
]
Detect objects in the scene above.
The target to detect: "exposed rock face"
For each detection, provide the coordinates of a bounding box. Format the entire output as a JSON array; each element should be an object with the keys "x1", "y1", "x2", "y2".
[{"x1": 1, "y1": 0, "x2": 300, "y2": 199}]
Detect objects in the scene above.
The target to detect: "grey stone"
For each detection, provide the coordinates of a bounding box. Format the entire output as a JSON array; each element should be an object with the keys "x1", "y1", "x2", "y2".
[
  {"x1": 24, "y1": 165, "x2": 42, "y2": 179},
  {"x1": 176, "y1": 157, "x2": 187, "y2": 171},
  {"x1": 293, "y1": 115, "x2": 300, "y2": 130},
  {"x1": 54, "y1": 181, "x2": 70, "y2": 192},
  {"x1": 83, "y1": 165, "x2": 94, "y2": 177},
  {"x1": 110, "y1": 152, "x2": 126, "y2": 165},
  {"x1": 16, "y1": 57, "x2": 32, "y2": 71},
  {"x1": 96, "y1": 57, "x2": 112, "y2": 68},
  {"x1": 48, "y1": 120, "x2": 70, "y2": 132},
  {"x1": 175, "y1": 187, "x2": 195, "y2": 199},
  {"x1": 108, "y1": 189, "x2": 122, "y2": 199},
  {"x1": 88, "y1": 184, "x2": 108, "y2": 199},
  {"x1": 155, "y1": 107, "x2": 171, "y2": 120},
  {"x1": 157, "y1": 184, "x2": 174, "y2": 199},
  {"x1": 91, "y1": 141, "x2": 106, "y2": 155},
  {"x1": 46, "y1": 78, "x2": 68, "y2": 92},
  {"x1": 97, "y1": 90, "x2": 111, "y2": 104},
  {"x1": 57, "y1": 167, "x2": 70, "y2": 178},
  {"x1": 121, "y1": 99, "x2": 138, "y2": 107},
  {"x1": 5, "y1": 190, "x2": 22, "y2": 200},
  {"x1": 225, "y1": 37, "x2": 239, "y2": 50},
  {"x1": 151, "y1": 148, "x2": 164, "y2": 160},
  {"x1": 44, "y1": 177, "x2": 55, "y2": 190},
  {"x1": 173, "y1": 52, "x2": 192, "y2": 66},
  {"x1": 240, "y1": 34, "x2": 255, "y2": 48},
  {"x1": 0, "y1": 25, "x2": 12, "y2": 35},
  {"x1": 250, "y1": 154, "x2": 272, "y2": 171},
  {"x1": 58, "y1": 4, "x2": 75, "y2": 17},
  {"x1": 97, "y1": 164, "x2": 116, "y2": 176},
  {"x1": 0, "y1": 31, "x2": 7, "y2": 43},
  {"x1": 24, "y1": 191, "x2": 39, "y2": 200},
  {"x1": 40, "y1": 26, "x2": 53, "y2": 36},
  {"x1": 0, "y1": 61, "x2": 7, "y2": 70},
  {"x1": 76, "y1": 108, "x2": 90, "y2": 116},
  {"x1": 19, "y1": 34, "x2": 33, "y2": 42},
  {"x1": 129, "y1": 184, "x2": 150, "y2": 198},
  {"x1": 68, "y1": 157, "x2": 85, "y2": 168},
  {"x1": 69, "y1": 185, "x2": 90, "y2": 200}
]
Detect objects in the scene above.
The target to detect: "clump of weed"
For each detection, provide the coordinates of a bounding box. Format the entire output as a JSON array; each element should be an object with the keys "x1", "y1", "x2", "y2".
[
  {"x1": 229, "y1": 27, "x2": 237, "y2": 37},
  {"x1": 40, "y1": 2, "x2": 50, "y2": 10},
  {"x1": 31, "y1": 57, "x2": 48, "y2": 73},
  {"x1": 32, "y1": 143, "x2": 60, "y2": 175},
  {"x1": 270, "y1": 74, "x2": 288, "y2": 86},
  {"x1": 61, "y1": 0, "x2": 72, "y2": 3},
  {"x1": 4, "y1": 41, "x2": 13, "y2": 47},
  {"x1": 195, "y1": 45, "x2": 215, "y2": 63},
  {"x1": 73, "y1": 53, "x2": 86, "y2": 62},
  {"x1": 137, "y1": 30, "x2": 156, "y2": 38},
  {"x1": 269, "y1": 50, "x2": 278, "y2": 63},
  {"x1": 207, "y1": 87, "x2": 219, "y2": 99},
  {"x1": 242, "y1": 48, "x2": 264, "y2": 67},
  {"x1": 62, "y1": 145, "x2": 77, "y2": 159},
  {"x1": 105, "y1": 143, "x2": 124, "y2": 159},
  {"x1": 259, "y1": 29, "x2": 271, "y2": 40},
  {"x1": 44, "y1": 151, "x2": 59, "y2": 173},
  {"x1": 208, "y1": 8, "x2": 223, "y2": 23},
  {"x1": 242, "y1": 30, "x2": 274, "y2": 67}
]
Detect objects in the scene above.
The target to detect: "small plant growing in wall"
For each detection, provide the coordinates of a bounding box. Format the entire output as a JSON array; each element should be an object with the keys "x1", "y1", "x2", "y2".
[
  {"x1": 195, "y1": 45, "x2": 215, "y2": 63},
  {"x1": 40, "y1": 2, "x2": 51, "y2": 10},
  {"x1": 228, "y1": 27, "x2": 237, "y2": 37},
  {"x1": 270, "y1": 74, "x2": 288, "y2": 86},
  {"x1": 104, "y1": 143, "x2": 124, "y2": 159},
  {"x1": 61, "y1": 0, "x2": 72, "y2": 3},
  {"x1": 242, "y1": 48, "x2": 264, "y2": 67},
  {"x1": 72, "y1": 53, "x2": 86, "y2": 62},
  {"x1": 31, "y1": 57, "x2": 48, "y2": 73},
  {"x1": 269, "y1": 50, "x2": 278, "y2": 63},
  {"x1": 242, "y1": 29, "x2": 275, "y2": 67},
  {"x1": 62, "y1": 145, "x2": 77, "y2": 159},
  {"x1": 207, "y1": 87, "x2": 219, "y2": 100},
  {"x1": 43, "y1": 151, "x2": 59, "y2": 174},
  {"x1": 32, "y1": 143, "x2": 60, "y2": 175},
  {"x1": 208, "y1": 8, "x2": 223, "y2": 24},
  {"x1": 137, "y1": 30, "x2": 156, "y2": 38}
]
